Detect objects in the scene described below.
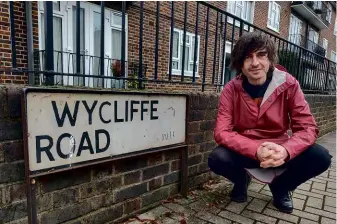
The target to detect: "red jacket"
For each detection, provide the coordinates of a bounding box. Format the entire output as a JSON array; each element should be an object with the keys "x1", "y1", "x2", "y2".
[{"x1": 214, "y1": 68, "x2": 319, "y2": 161}]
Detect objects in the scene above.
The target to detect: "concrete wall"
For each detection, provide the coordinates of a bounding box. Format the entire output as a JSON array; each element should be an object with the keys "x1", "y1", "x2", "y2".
[{"x1": 0, "y1": 85, "x2": 335, "y2": 223}]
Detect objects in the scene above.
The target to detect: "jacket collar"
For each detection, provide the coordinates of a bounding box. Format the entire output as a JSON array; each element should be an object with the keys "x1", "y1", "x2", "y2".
[
  {"x1": 233, "y1": 67, "x2": 290, "y2": 119},
  {"x1": 233, "y1": 67, "x2": 287, "y2": 105}
]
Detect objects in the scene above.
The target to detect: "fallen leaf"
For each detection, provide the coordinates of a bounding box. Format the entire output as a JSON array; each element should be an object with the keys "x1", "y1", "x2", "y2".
[{"x1": 180, "y1": 219, "x2": 187, "y2": 224}]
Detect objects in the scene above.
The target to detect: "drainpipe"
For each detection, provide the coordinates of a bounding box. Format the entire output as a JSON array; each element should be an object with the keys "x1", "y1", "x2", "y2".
[{"x1": 25, "y1": 1, "x2": 34, "y2": 85}]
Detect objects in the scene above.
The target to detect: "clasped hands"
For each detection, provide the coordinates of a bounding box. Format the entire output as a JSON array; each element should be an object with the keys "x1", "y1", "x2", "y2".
[{"x1": 256, "y1": 142, "x2": 289, "y2": 168}]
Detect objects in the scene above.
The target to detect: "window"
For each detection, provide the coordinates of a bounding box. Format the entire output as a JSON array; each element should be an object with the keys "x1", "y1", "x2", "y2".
[
  {"x1": 331, "y1": 51, "x2": 336, "y2": 63},
  {"x1": 322, "y1": 38, "x2": 328, "y2": 57},
  {"x1": 267, "y1": 1, "x2": 281, "y2": 32},
  {"x1": 170, "y1": 28, "x2": 200, "y2": 76},
  {"x1": 227, "y1": 1, "x2": 254, "y2": 23},
  {"x1": 326, "y1": 3, "x2": 332, "y2": 23},
  {"x1": 288, "y1": 15, "x2": 302, "y2": 45},
  {"x1": 38, "y1": 1, "x2": 128, "y2": 87},
  {"x1": 334, "y1": 19, "x2": 337, "y2": 36}
]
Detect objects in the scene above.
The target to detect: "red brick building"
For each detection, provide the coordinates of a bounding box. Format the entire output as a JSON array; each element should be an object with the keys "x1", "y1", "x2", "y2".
[{"x1": 0, "y1": 1, "x2": 335, "y2": 92}]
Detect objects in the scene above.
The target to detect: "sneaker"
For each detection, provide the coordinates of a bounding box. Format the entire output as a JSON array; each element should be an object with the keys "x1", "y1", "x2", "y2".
[{"x1": 230, "y1": 174, "x2": 251, "y2": 203}]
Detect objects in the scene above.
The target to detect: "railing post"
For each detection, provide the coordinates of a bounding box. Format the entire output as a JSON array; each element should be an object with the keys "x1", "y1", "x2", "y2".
[
  {"x1": 76, "y1": 2, "x2": 81, "y2": 75},
  {"x1": 100, "y1": 1, "x2": 105, "y2": 87},
  {"x1": 138, "y1": 2, "x2": 144, "y2": 89},
  {"x1": 296, "y1": 47, "x2": 302, "y2": 82},
  {"x1": 181, "y1": 2, "x2": 188, "y2": 82},
  {"x1": 25, "y1": 1, "x2": 34, "y2": 84},
  {"x1": 121, "y1": 1, "x2": 126, "y2": 78},
  {"x1": 239, "y1": 20, "x2": 244, "y2": 37},
  {"x1": 168, "y1": 2, "x2": 174, "y2": 81},
  {"x1": 9, "y1": 1, "x2": 17, "y2": 69},
  {"x1": 202, "y1": 7, "x2": 210, "y2": 92},
  {"x1": 153, "y1": 2, "x2": 160, "y2": 79},
  {"x1": 192, "y1": 2, "x2": 199, "y2": 83},
  {"x1": 44, "y1": 1, "x2": 54, "y2": 85},
  {"x1": 324, "y1": 60, "x2": 330, "y2": 92},
  {"x1": 212, "y1": 12, "x2": 219, "y2": 85}
]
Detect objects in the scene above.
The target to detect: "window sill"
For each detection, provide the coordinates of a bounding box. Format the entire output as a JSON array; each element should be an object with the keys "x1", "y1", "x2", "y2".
[
  {"x1": 267, "y1": 25, "x2": 280, "y2": 34},
  {"x1": 227, "y1": 18, "x2": 252, "y2": 31},
  {"x1": 168, "y1": 71, "x2": 200, "y2": 78}
]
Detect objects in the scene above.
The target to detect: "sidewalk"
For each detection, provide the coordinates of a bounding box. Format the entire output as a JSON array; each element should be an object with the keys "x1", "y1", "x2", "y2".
[{"x1": 123, "y1": 132, "x2": 336, "y2": 224}]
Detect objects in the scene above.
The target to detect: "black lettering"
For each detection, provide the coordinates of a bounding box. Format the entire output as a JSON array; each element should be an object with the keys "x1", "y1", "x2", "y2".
[
  {"x1": 141, "y1": 101, "x2": 149, "y2": 121},
  {"x1": 52, "y1": 101, "x2": 80, "y2": 127},
  {"x1": 56, "y1": 133, "x2": 74, "y2": 159},
  {"x1": 131, "y1": 100, "x2": 140, "y2": 121},
  {"x1": 125, "y1": 101, "x2": 129, "y2": 122},
  {"x1": 114, "y1": 101, "x2": 124, "y2": 122},
  {"x1": 36, "y1": 135, "x2": 54, "y2": 163},
  {"x1": 150, "y1": 100, "x2": 159, "y2": 120},
  {"x1": 99, "y1": 101, "x2": 111, "y2": 124},
  {"x1": 95, "y1": 129, "x2": 110, "y2": 153},
  {"x1": 82, "y1": 100, "x2": 98, "y2": 125},
  {"x1": 77, "y1": 131, "x2": 94, "y2": 156}
]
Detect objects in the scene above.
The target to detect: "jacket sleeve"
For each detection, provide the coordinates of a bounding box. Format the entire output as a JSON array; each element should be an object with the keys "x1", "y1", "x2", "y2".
[
  {"x1": 281, "y1": 80, "x2": 319, "y2": 160},
  {"x1": 214, "y1": 84, "x2": 260, "y2": 160}
]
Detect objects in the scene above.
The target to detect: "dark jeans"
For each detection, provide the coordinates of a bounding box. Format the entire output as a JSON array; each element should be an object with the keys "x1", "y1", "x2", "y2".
[{"x1": 208, "y1": 143, "x2": 332, "y2": 192}]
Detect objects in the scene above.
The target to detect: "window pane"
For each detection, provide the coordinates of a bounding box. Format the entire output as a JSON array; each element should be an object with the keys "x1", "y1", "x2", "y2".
[
  {"x1": 180, "y1": 46, "x2": 189, "y2": 71},
  {"x1": 246, "y1": 2, "x2": 252, "y2": 21},
  {"x1": 172, "y1": 61, "x2": 178, "y2": 69},
  {"x1": 111, "y1": 29, "x2": 122, "y2": 60},
  {"x1": 93, "y1": 12, "x2": 101, "y2": 76},
  {"x1": 331, "y1": 52, "x2": 336, "y2": 62},
  {"x1": 72, "y1": 7, "x2": 85, "y2": 85},
  {"x1": 236, "y1": 6, "x2": 242, "y2": 17},
  {"x1": 53, "y1": 1, "x2": 60, "y2": 11},
  {"x1": 228, "y1": 1, "x2": 234, "y2": 14},
  {"x1": 40, "y1": 13, "x2": 45, "y2": 50},
  {"x1": 72, "y1": 7, "x2": 85, "y2": 54},
  {"x1": 173, "y1": 31, "x2": 179, "y2": 58},
  {"x1": 112, "y1": 13, "x2": 122, "y2": 26},
  {"x1": 191, "y1": 36, "x2": 195, "y2": 61},
  {"x1": 53, "y1": 16, "x2": 63, "y2": 83}
]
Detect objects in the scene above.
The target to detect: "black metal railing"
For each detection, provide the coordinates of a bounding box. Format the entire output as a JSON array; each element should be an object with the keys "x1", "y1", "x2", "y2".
[
  {"x1": 1, "y1": 1, "x2": 336, "y2": 94},
  {"x1": 288, "y1": 34, "x2": 326, "y2": 57},
  {"x1": 33, "y1": 50, "x2": 148, "y2": 89}
]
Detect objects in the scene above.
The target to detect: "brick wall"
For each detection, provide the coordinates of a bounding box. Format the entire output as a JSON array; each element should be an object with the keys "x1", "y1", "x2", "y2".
[
  {"x1": 0, "y1": 2, "x2": 39, "y2": 84},
  {"x1": 0, "y1": 85, "x2": 335, "y2": 223}
]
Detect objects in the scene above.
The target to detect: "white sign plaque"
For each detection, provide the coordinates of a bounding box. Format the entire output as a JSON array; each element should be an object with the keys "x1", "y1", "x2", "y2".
[{"x1": 25, "y1": 90, "x2": 186, "y2": 172}]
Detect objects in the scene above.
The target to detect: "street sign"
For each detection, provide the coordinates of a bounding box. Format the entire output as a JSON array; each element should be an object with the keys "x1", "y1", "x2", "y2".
[{"x1": 23, "y1": 88, "x2": 187, "y2": 175}]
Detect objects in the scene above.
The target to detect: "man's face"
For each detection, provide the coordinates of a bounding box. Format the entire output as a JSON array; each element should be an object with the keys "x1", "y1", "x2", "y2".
[{"x1": 241, "y1": 49, "x2": 270, "y2": 83}]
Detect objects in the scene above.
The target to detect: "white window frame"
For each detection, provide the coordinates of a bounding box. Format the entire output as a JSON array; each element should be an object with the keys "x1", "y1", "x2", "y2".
[
  {"x1": 331, "y1": 51, "x2": 336, "y2": 63},
  {"x1": 226, "y1": 1, "x2": 255, "y2": 30},
  {"x1": 169, "y1": 28, "x2": 200, "y2": 77},
  {"x1": 37, "y1": 1, "x2": 128, "y2": 88},
  {"x1": 326, "y1": 3, "x2": 332, "y2": 23},
  {"x1": 334, "y1": 19, "x2": 337, "y2": 36},
  {"x1": 267, "y1": 1, "x2": 281, "y2": 33},
  {"x1": 322, "y1": 38, "x2": 328, "y2": 58}
]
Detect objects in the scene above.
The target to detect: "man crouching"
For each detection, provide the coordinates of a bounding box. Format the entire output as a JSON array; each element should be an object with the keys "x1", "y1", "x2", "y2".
[{"x1": 208, "y1": 32, "x2": 331, "y2": 213}]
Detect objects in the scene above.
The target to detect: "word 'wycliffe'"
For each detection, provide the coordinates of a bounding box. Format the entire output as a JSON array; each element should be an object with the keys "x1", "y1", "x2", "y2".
[
  {"x1": 35, "y1": 100, "x2": 160, "y2": 163},
  {"x1": 53, "y1": 99, "x2": 159, "y2": 127}
]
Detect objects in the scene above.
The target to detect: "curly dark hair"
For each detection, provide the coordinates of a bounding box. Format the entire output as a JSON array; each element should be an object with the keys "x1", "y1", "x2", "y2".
[{"x1": 229, "y1": 32, "x2": 278, "y2": 74}]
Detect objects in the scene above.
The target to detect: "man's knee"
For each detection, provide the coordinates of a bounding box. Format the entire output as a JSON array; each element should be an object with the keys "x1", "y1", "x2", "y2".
[
  {"x1": 305, "y1": 143, "x2": 332, "y2": 171},
  {"x1": 208, "y1": 145, "x2": 233, "y2": 172}
]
